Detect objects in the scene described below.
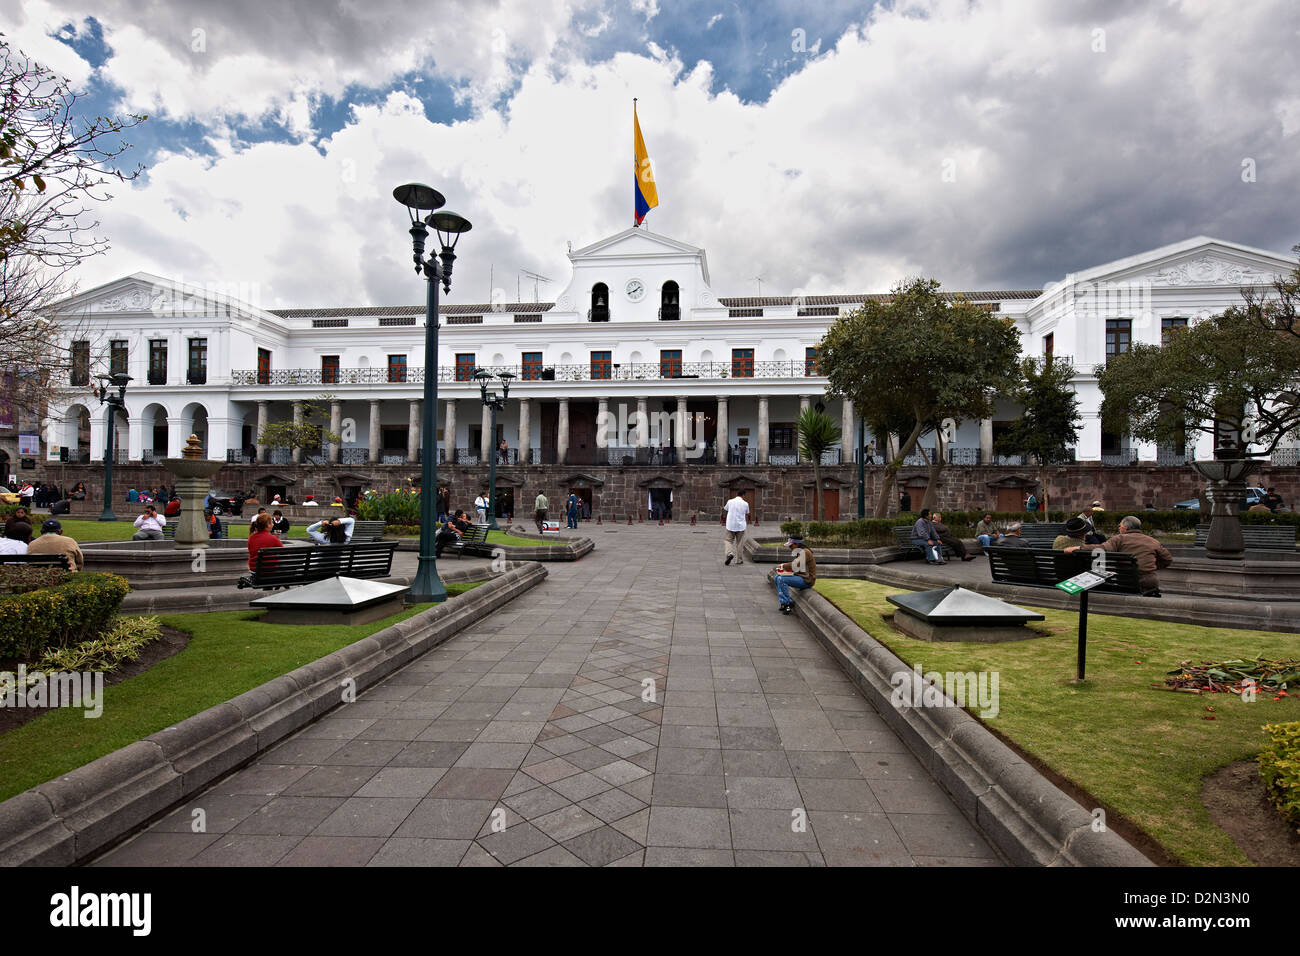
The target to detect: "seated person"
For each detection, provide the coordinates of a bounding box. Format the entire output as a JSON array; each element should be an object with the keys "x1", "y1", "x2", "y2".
[
  {"x1": 772, "y1": 536, "x2": 816, "y2": 615},
  {"x1": 164, "y1": 496, "x2": 182, "y2": 517},
  {"x1": 4, "y1": 507, "x2": 31, "y2": 537},
  {"x1": 1065, "y1": 515, "x2": 1172, "y2": 596},
  {"x1": 931, "y1": 511, "x2": 975, "y2": 561},
  {"x1": 271, "y1": 510, "x2": 291, "y2": 536},
  {"x1": 911, "y1": 508, "x2": 945, "y2": 564},
  {"x1": 1054, "y1": 516, "x2": 1106, "y2": 548},
  {"x1": 247, "y1": 512, "x2": 284, "y2": 571},
  {"x1": 994, "y1": 522, "x2": 1031, "y2": 547},
  {"x1": 436, "y1": 510, "x2": 473, "y2": 557},
  {"x1": 205, "y1": 509, "x2": 223, "y2": 539},
  {"x1": 27, "y1": 519, "x2": 82, "y2": 570},
  {"x1": 132, "y1": 505, "x2": 166, "y2": 540},
  {"x1": 974, "y1": 513, "x2": 1002, "y2": 548},
  {"x1": 306, "y1": 516, "x2": 354, "y2": 544},
  {"x1": 0, "y1": 522, "x2": 31, "y2": 554}
]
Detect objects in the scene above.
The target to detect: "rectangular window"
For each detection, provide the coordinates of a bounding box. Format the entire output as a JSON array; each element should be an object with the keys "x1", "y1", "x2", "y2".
[
  {"x1": 321, "y1": 355, "x2": 339, "y2": 385},
  {"x1": 660, "y1": 349, "x2": 682, "y2": 378},
  {"x1": 148, "y1": 340, "x2": 167, "y2": 385},
  {"x1": 522, "y1": 352, "x2": 542, "y2": 381},
  {"x1": 71, "y1": 341, "x2": 90, "y2": 386},
  {"x1": 388, "y1": 354, "x2": 408, "y2": 383},
  {"x1": 1161, "y1": 316, "x2": 1188, "y2": 347},
  {"x1": 110, "y1": 340, "x2": 128, "y2": 377},
  {"x1": 805, "y1": 347, "x2": 820, "y2": 376},
  {"x1": 732, "y1": 348, "x2": 754, "y2": 378},
  {"x1": 770, "y1": 423, "x2": 796, "y2": 451},
  {"x1": 257, "y1": 348, "x2": 271, "y2": 386},
  {"x1": 591, "y1": 351, "x2": 611, "y2": 380},
  {"x1": 455, "y1": 353, "x2": 475, "y2": 381},
  {"x1": 188, "y1": 338, "x2": 207, "y2": 384},
  {"x1": 1105, "y1": 319, "x2": 1131, "y2": 360},
  {"x1": 1043, "y1": 332, "x2": 1054, "y2": 357}
]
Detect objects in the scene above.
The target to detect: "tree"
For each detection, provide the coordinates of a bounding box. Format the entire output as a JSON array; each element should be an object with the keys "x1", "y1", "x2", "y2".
[
  {"x1": 0, "y1": 34, "x2": 146, "y2": 436},
  {"x1": 996, "y1": 356, "x2": 1082, "y2": 514},
  {"x1": 257, "y1": 397, "x2": 340, "y2": 461},
  {"x1": 818, "y1": 277, "x2": 1022, "y2": 517},
  {"x1": 797, "y1": 405, "x2": 841, "y2": 520},
  {"x1": 1096, "y1": 307, "x2": 1300, "y2": 458}
]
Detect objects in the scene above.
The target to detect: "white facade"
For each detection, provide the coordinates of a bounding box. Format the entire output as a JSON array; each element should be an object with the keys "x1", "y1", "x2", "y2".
[{"x1": 42, "y1": 230, "x2": 1299, "y2": 468}]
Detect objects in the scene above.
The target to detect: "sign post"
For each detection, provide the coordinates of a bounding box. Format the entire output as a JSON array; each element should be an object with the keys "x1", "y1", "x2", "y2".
[{"x1": 1055, "y1": 570, "x2": 1115, "y2": 681}]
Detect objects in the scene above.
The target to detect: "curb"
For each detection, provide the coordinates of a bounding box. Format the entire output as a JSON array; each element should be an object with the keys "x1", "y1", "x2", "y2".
[
  {"x1": 789, "y1": 579, "x2": 1153, "y2": 867},
  {"x1": 0, "y1": 562, "x2": 548, "y2": 867}
]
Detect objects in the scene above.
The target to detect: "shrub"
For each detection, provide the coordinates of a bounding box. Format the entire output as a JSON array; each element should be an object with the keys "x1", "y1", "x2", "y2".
[
  {"x1": 0, "y1": 566, "x2": 71, "y2": 595},
  {"x1": 779, "y1": 521, "x2": 804, "y2": 537},
  {"x1": 357, "y1": 489, "x2": 423, "y2": 528},
  {"x1": 1258, "y1": 722, "x2": 1300, "y2": 835},
  {"x1": 0, "y1": 572, "x2": 130, "y2": 660},
  {"x1": 37, "y1": 616, "x2": 162, "y2": 673}
]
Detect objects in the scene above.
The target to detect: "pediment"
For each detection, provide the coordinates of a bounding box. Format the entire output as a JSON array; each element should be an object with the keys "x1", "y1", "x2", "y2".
[
  {"x1": 47, "y1": 271, "x2": 283, "y2": 326},
  {"x1": 562, "y1": 473, "x2": 606, "y2": 487},
  {"x1": 570, "y1": 228, "x2": 703, "y2": 261},
  {"x1": 636, "y1": 473, "x2": 685, "y2": 488},
  {"x1": 719, "y1": 472, "x2": 769, "y2": 488},
  {"x1": 1142, "y1": 253, "x2": 1280, "y2": 288},
  {"x1": 254, "y1": 473, "x2": 297, "y2": 485},
  {"x1": 1066, "y1": 237, "x2": 1293, "y2": 290}
]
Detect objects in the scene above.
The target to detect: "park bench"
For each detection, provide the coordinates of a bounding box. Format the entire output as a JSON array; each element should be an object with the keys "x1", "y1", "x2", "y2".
[
  {"x1": 1017, "y1": 522, "x2": 1067, "y2": 547},
  {"x1": 237, "y1": 540, "x2": 399, "y2": 590},
  {"x1": 161, "y1": 523, "x2": 227, "y2": 540},
  {"x1": 443, "y1": 523, "x2": 490, "y2": 558},
  {"x1": 1193, "y1": 524, "x2": 1295, "y2": 551},
  {"x1": 299, "y1": 519, "x2": 386, "y2": 544},
  {"x1": 891, "y1": 526, "x2": 959, "y2": 560},
  {"x1": 0, "y1": 553, "x2": 74, "y2": 571},
  {"x1": 986, "y1": 546, "x2": 1148, "y2": 595}
]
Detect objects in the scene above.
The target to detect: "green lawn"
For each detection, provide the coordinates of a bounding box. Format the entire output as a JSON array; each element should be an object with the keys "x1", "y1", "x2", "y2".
[
  {"x1": 485, "y1": 530, "x2": 548, "y2": 547},
  {"x1": 814, "y1": 578, "x2": 1299, "y2": 867},
  {"x1": 0, "y1": 583, "x2": 480, "y2": 803}
]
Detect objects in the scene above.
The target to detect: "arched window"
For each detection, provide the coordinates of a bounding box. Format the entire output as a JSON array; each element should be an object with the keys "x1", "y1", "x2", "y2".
[
  {"x1": 660, "y1": 281, "x2": 680, "y2": 320},
  {"x1": 590, "y1": 283, "x2": 609, "y2": 322}
]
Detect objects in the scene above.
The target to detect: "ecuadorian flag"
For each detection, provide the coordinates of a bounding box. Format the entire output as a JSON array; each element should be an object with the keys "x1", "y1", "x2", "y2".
[{"x1": 634, "y1": 102, "x2": 658, "y2": 225}]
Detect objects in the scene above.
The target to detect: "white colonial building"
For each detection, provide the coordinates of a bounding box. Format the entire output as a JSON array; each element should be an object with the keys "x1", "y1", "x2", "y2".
[{"x1": 37, "y1": 230, "x2": 1300, "y2": 486}]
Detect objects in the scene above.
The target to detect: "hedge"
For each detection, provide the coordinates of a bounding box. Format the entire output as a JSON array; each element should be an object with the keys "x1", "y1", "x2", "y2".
[
  {"x1": 0, "y1": 572, "x2": 130, "y2": 660},
  {"x1": 1259, "y1": 722, "x2": 1300, "y2": 835},
  {"x1": 356, "y1": 489, "x2": 423, "y2": 528}
]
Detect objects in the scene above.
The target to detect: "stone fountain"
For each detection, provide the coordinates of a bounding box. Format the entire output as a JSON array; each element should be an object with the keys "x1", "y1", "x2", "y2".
[
  {"x1": 1189, "y1": 456, "x2": 1261, "y2": 561},
  {"x1": 163, "y1": 434, "x2": 226, "y2": 549}
]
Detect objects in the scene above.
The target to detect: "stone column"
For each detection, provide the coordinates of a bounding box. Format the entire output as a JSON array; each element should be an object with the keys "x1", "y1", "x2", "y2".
[
  {"x1": 557, "y1": 397, "x2": 570, "y2": 465},
  {"x1": 256, "y1": 400, "x2": 269, "y2": 463},
  {"x1": 635, "y1": 398, "x2": 649, "y2": 448},
  {"x1": 291, "y1": 401, "x2": 304, "y2": 464},
  {"x1": 518, "y1": 398, "x2": 531, "y2": 464},
  {"x1": 166, "y1": 418, "x2": 186, "y2": 459},
  {"x1": 480, "y1": 404, "x2": 491, "y2": 462},
  {"x1": 368, "y1": 399, "x2": 381, "y2": 463},
  {"x1": 675, "y1": 395, "x2": 688, "y2": 460},
  {"x1": 758, "y1": 396, "x2": 770, "y2": 465},
  {"x1": 329, "y1": 400, "x2": 342, "y2": 463},
  {"x1": 595, "y1": 397, "x2": 607, "y2": 464},
  {"x1": 841, "y1": 398, "x2": 854, "y2": 463},
  {"x1": 443, "y1": 399, "x2": 456, "y2": 464},
  {"x1": 716, "y1": 397, "x2": 729, "y2": 462},
  {"x1": 408, "y1": 399, "x2": 421, "y2": 463},
  {"x1": 127, "y1": 413, "x2": 144, "y2": 462},
  {"x1": 979, "y1": 417, "x2": 994, "y2": 464},
  {"x1": 798, "y1": 396, "x2": 811, "y2": 463}
]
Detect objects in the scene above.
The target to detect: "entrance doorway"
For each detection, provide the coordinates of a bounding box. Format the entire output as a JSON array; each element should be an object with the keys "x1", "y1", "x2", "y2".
[
  {"x1": 813, "y1": 487, "x2": 839, "y2": 521},
  {"x1": 648, "y1": 487, "x2": 673, "y2": 520},
  {"x1": 569, "y1": 486, "x2": 592, "y2": 520},
  {"x1": 995, "y1": 487, "x2": 1023, "y2": 512},
  {"x1": 740, "y1": 487, "x2": 756, "y2": 524},
  {"x1": 494, "y1": 487, "x2": 514, "y2": 520}
]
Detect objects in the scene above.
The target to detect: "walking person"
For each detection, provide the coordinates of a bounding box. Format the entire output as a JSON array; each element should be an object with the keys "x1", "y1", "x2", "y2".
[
  {"x1": 474, "y1": 490, "x2": 488, "y2": 525},
  {"x1": 772, "y1": 535, "x2": 817, "y2": 615},
  {"x1": 534, "y1": 490, "x2": 549, "y2": 534},
  {"x1": 721, "y1": 489, "x2": 750, "y2": 566},
  {"x1": 565, "y1": 491, "x2": 579, "y2": 529}
]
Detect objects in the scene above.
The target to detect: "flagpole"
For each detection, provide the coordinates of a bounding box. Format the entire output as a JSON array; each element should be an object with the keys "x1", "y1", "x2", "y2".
[{"x1": 633, "y1": 97, "x2": 638, "y2": 229}]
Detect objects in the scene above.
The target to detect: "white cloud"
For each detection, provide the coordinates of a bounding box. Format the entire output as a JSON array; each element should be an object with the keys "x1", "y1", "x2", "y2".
[
  {"x1": 706, "y1": 13, "x2": 723, "y2": 29},
  {"x1": 42, "y1": 0, "x2": 1300, "y2": 312}
]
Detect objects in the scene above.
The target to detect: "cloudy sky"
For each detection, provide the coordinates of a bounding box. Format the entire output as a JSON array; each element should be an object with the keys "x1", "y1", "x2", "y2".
[{"x1": 2, "y1": 0, "x2": 1298, "y2": 311}]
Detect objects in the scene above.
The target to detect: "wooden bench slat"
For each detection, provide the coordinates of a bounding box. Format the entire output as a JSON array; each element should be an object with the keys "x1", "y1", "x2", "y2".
[
  {"x1": 239, "y1": 541, "x2": 399, "y2": 590},
  {"x1": 1193, "y1": 523, "x2": 1295, "y2": 550},
  {"x1": 986, "y1": 546, "x2": 1144, "y2": 594},
  {"x1": 0, "y1": 553, "x2": 74, "y2": 571}
]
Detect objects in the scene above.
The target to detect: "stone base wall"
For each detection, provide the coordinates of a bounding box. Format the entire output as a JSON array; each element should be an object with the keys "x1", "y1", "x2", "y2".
[{"x1": 39, "y1": 461, "x2": 1300, "y2": 522}]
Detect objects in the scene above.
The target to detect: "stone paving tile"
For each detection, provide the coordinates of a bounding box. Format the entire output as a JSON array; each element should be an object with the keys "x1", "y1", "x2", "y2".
[{"x1": 115, "y1": 525, "x2": 996, "y2": 867}]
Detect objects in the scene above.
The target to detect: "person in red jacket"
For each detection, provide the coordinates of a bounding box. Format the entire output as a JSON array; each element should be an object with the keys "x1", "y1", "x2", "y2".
[{"x1": 247, "y1": 512, "x2": 284, "y2": 571}]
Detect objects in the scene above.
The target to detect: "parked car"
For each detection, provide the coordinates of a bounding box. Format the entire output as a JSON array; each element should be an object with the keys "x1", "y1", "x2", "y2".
[
  {"x1": 205, "y1": 489, "x2": 252, "y2": 516},
  {"x1": 1173, "y1": 486, "x2": 1267, "y2": 511}
]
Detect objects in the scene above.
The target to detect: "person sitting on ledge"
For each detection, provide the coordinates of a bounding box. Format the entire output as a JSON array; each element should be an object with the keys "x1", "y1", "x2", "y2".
[
  {"x1": 974, "y1": 513, "x2": 1002, "y2": 549},
  {"x1": 772, "y1": 535, "x2": 817, "y2": 615},
  {"x1": 1065, "y1": 515, "x2": 1172, "y2": 597},
  {"x1": 302, "y1": 494, "x2": 319, "y2": 507},
  {"x1": 911, "y1": 508, "x2": 945, "y2": 564},
  {"x1": 995, "y1": 522, "x2": 1031, "y2": 547},
  {"x1": 132, "y1": 504, "x2": 166, "y2": 541}
]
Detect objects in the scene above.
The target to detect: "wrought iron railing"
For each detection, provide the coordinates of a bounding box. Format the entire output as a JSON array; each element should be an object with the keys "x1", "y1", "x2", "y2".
[
  {"x1": 1155, "y1": 445, "x2": 1188, "y2": 467},
  {"x1": 1270, "y1": 447, "x2": 1299, "y2": 466},
  {"x1": 231, "y1": 360, "x2": 829, "y2": 386}
]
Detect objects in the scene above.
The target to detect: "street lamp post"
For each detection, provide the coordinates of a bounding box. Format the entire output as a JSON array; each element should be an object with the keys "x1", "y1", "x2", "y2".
[
  {"x1": 393, "y1": 183, "x2": 472, "y2": 604},
  {"x1": 474, "y1": 369, "x2": 514, "y2": 532},
  {"x1": 95, "y1": 372, "x2": 131, "y2": 521},
  {"x1": 858, "y1": 418, "x2": 865, "y2": 519}
]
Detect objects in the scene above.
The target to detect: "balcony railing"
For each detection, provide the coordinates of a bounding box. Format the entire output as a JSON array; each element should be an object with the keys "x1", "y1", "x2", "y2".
[
  {"x1": 231, "y1": 361, "x2": 830, "y2": 386},
  {"x1": 147, "y1": 371, "x2": 167, "y2": 385},
  {"x1": 1270, "y1": 447, "x2": 1299, "y2": 466},
  {"x1": 187, "y1": 368, "x2": 207, "y2": 385}
]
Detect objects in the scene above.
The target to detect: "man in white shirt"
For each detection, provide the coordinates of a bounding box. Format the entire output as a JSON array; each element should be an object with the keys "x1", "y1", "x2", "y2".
[
  {"x1": 721, "y1": 490, "x2": 751, "y2": 566},
  {"x1": 0, "y1": 523, "x2": 30, "y2": 554},
  {"x1": 474, "y1": 492, "x2": 488, "y2": 525},
  {"x1": 132, "y1": 505, "x2": 166, "y2": 540}
]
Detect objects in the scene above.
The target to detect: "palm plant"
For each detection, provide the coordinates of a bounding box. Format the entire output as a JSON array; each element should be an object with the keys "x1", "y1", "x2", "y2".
[{"x1": 798, "y1": 405, "x2": 841, "y2": 520}]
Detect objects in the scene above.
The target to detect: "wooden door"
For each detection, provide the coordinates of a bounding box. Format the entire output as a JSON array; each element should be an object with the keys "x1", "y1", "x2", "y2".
[
  {"x1": 996, "y1": 487, "x2": 1021, "y2": 512},
  {"x1": 742, "y1": 488, "x2": 756, "y2": 524},
  {"x1": 822, "y1": 487, "x2": 839, "y2": 522}
]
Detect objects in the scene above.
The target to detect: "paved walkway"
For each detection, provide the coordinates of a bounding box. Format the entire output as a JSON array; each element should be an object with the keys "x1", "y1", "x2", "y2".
[{"x1": 94, "y1": 523, "x2": 999, "y2": 867}]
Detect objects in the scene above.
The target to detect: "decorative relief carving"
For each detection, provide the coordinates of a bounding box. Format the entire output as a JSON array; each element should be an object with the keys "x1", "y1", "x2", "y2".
[{"x1": 1149, "y1": 256, "x2": 1277, "y2": 287}]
